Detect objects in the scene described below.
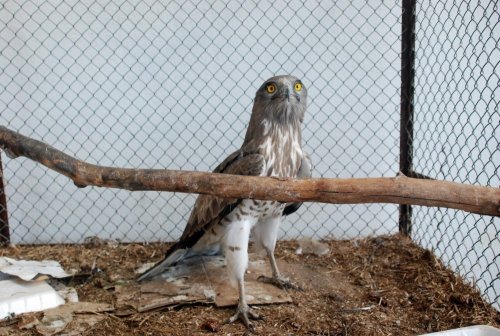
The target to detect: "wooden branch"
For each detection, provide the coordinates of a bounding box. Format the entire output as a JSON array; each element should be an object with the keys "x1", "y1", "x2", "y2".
[{"x1": 0, "y1": 126, "x2": 498, "y2": 217}]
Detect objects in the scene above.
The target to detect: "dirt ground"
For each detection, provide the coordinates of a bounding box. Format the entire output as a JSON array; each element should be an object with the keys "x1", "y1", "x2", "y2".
[{"x1": 1, "y1": 234, "x2": 499, "y2": 335}]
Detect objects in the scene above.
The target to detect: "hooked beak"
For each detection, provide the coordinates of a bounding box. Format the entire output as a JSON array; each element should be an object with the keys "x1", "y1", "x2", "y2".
[{"x1": 273, "y1": 87, "x2": 291, "y2": 102}]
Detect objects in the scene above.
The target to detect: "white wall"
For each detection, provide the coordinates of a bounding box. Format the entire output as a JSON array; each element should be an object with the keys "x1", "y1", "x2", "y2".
[{"x1": 0, "y1": 0, "x2": 401, "y2": 244}]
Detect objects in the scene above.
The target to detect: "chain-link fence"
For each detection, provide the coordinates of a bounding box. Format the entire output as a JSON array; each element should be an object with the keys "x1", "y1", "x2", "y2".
[
  {"x1": 0, "y1": 0, "x2": 498, "y2": 309},
  {"x1": 0, "y1": 0, "x2": 401, "y2": 244},
  {"x1": 411, "y1": 0, "x2": 499, "y2": 310}
]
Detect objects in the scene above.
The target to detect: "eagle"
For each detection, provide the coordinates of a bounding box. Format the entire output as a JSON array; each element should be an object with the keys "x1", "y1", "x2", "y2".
[{"x1": 138, "y1": 75, "x2": 311, "y2": 331}]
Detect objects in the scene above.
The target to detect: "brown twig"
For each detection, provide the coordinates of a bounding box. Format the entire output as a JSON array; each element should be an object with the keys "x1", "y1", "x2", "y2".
[{"x1": 0, "y1": 125, "x2": 498, "y2": 217}]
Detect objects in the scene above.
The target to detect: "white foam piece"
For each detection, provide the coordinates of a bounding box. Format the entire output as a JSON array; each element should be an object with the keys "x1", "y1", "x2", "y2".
[
  {"x1": 420, "y1": 325, "x2": 500, "y2": 336},
  {"x1": 0, "y1": 279, "x2": 65, "y2": 319}
]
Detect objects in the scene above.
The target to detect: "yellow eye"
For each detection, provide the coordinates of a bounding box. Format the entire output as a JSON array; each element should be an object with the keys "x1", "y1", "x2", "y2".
[
  {"x1": 294, "y1": 82, "x2": 302, "y2": 92},
  {"x1": 266, "y1": 83, "x2": 277, "y2": 94}
]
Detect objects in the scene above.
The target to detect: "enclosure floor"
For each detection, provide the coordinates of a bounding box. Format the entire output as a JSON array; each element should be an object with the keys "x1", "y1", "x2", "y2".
[{"x1": 1, "y1": 234, "x2": 498, "y2": 335}]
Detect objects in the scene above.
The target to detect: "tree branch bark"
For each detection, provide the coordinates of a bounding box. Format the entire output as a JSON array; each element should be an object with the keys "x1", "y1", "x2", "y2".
[{"x1": 0, "y1": 126, "x2": 498, "y2": 217}]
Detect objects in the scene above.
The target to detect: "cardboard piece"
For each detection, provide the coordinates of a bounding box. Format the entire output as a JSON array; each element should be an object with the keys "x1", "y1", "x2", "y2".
[{"x1": 116, "y1": 254, "x2": 292, "y2": 314}]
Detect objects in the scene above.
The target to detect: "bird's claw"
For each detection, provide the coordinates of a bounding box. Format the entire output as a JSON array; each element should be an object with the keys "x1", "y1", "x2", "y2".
[
  {"x1": 226, "y1": 303, "x2": 263, "y2": 334},
  {"x1": 257, "y1": 275, "x2": 303, "y2": 291}
]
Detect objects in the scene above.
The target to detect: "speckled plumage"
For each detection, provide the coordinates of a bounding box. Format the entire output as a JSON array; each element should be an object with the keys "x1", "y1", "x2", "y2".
[{"x1": 138, "y1": 75, "x2": 311, "y2": 331}]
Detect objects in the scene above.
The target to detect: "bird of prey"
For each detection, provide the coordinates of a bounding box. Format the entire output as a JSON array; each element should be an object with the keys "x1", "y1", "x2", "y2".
[{"x1": 138, "y1": 75, "x2": 311, "y2": 331}]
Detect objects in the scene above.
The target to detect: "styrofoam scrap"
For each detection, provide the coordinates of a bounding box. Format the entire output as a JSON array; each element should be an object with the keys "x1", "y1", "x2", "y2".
[
  {"x1": 203, "y1": 289, "x2": 216, "y2": 301},
  {"x1": 36, "y1": 314, "x2": 70, "y2": 336},
  {"x1": 419, "y1": 325, "x2": 500, "y2": 336},
  {"x1": 56, "y1": 287, "x2": 79, "y2": 303},
  {"x1": 257, "y1": 294, "x2": 273, "y2": 302},
  {"x1": 36, "y1": 302, "x2": 113, "y2": 336},
  {"x1": 295, "y1": 238, "x2": 330, "y2": 256},
  {"x1": 0, "y1": 257, "x2": 72, "y2": 281},
  {"x1": 0, "y1": 279, "x2": 65, "y2": 319},
  {"x1": 48, "y1": 280, "x2": 79, "y2": 303},
  {"x1": 17, "y1": 314, "x2": 40, "y2": 329},
  {"x1": 135, "y1": 262, "x2": 156, "y2": 274}
]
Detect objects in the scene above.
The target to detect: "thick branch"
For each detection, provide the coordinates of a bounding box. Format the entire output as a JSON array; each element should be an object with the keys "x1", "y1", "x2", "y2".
[{"x1": 0, "y1": 126, "x2": 498, "y2": 217}]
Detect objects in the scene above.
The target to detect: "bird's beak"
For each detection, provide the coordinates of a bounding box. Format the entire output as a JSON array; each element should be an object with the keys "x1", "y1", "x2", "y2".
[{"x1": 272, "y1": 87, "x2": 292, "y2": 102}]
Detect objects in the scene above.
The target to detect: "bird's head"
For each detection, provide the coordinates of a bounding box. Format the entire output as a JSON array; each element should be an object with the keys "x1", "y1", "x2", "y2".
[
  {"x1": 242, "y1": 75, "x2": 307, "y2": 148},
  {"x1": 253, "y1": 75, "x2": 307, "y2": 125}
]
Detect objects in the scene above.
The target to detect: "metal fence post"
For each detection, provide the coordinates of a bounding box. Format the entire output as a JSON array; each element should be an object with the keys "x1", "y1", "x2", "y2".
[
  {"x1": 0, "y1": 151, "x2": 10, "y2": 244},
  {"x1": 399, "y1": 0, "x2": 416, "y2": 236}
]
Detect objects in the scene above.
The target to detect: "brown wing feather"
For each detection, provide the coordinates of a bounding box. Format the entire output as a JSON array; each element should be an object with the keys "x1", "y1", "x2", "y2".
[{"x1": 178, "y1": 149, "x2": 265, "y2": 244}]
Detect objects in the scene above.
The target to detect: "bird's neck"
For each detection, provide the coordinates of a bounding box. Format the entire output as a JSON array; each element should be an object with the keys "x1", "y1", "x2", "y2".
[{"x1": 244, "y1": 119, "x2": 303, "y2": 177}]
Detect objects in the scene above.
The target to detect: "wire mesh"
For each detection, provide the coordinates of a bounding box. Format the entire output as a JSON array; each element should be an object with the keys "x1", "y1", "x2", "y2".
[
  {"x1": 412, "y1": 0, "x2": 499, "y2": 310},
  {"x1": 0, "y1": 0, "x2": 401, "y2": 244},
  {"x1": 0, "y1": 0, "x2": 497, "y2": 311}
]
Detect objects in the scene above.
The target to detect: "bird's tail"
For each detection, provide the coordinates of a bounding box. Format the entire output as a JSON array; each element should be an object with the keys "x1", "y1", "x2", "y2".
[{"x1": 136, "y1": 248, "x2": 187, "y2": 282}]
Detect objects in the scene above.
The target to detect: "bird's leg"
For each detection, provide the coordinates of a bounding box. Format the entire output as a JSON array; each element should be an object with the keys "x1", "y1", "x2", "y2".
[
  {"x1": 254, "y1": 216, "x2": 302, "y2": 290},
  {"x1": 257, "y1": 246, "x2": 303, "y2": 291},
  {"x1": 227, "y1": 278, "x2": 262, "y2": 332},
  {"x1": 267, "y1": 246, "x2": 285, "y2": 281},
  {"x1": 224, "y1": 218, "x2": 262, "y2": 332}
]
